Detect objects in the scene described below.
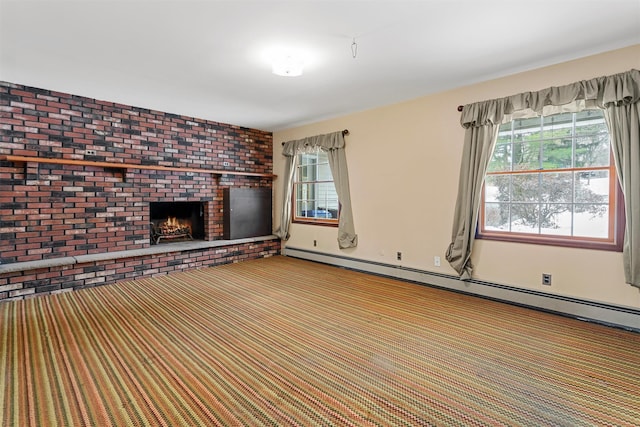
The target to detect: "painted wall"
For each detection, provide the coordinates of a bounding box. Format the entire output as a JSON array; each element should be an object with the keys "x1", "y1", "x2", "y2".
[{"x1": 273, "y1": 45, "x2": 640, "y2": 310}]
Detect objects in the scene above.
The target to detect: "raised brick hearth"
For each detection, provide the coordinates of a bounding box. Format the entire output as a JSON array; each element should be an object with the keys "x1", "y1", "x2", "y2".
[{"x1": 0, "y1": 82, "x2": 280, "y2": 301}]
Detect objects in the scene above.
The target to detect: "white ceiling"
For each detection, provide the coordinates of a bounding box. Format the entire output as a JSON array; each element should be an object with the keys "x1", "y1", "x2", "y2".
[{"x1": 1, "y1": 0, "x2": 639, "y2": 132}]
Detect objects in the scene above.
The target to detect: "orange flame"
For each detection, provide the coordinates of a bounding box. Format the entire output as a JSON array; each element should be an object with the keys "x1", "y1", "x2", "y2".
[{"x1": 159, "y1": 217, "x2": 191, "y2": 235}]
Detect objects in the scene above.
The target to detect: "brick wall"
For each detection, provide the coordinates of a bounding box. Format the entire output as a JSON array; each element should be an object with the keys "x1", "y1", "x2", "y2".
[
  {"x1": 0, "y1": 81, "x2": 280, "y2": 301},
  {"x1": 0, "y1": 240, "x2": 281, "y2": 300}
]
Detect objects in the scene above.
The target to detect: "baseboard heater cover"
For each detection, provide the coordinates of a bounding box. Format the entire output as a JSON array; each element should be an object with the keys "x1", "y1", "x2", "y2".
[{"x1": 283, "y1": 247, "x2": 640, "y2": 333}]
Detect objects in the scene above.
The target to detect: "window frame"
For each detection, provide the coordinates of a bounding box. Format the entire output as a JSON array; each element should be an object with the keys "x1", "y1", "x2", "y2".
[
  {"x1": 477, "y1": 111, "x2": 624, "y2": 252},
  {"x1": 291, "y1": 150, "x2": 339, "y2": 227}
]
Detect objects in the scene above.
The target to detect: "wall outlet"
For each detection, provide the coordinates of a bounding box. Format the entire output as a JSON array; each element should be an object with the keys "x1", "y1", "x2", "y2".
[
  {"x1": 223, "y1": 161, "x2": 230, "y2": 167},
  {"x1": 542, "y1": 274, "x2": 552, "y2": 285},
  {"x1": 86, "y1": 149, "x2": 97, "y2": 156},
  {"x1": 396, "y1": 251, "x2": 402, "y2": 261},
  {"x1": 434, "y1": 256, "x2": 441, "y2": 267}
]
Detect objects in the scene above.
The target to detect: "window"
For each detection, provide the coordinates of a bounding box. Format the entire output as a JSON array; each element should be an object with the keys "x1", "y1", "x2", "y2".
[
  {"x1": 293, "y1": 149, "x2": 339, "y2": 225},
  {"x1": 479, "y1": 110, "x2": 623, "y2": 250}
]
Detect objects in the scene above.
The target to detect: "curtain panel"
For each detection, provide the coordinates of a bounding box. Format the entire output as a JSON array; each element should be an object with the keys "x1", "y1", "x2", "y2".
[
  {"x1": 276, "y1": 131, "x2": 358, "y2": 249},
  {"x1": 447, "y1": 69, "x2": 640, "y2": 287}
]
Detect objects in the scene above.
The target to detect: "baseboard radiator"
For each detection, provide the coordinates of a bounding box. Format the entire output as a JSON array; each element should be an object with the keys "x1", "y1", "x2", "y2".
[{"x1": 284, "y1": 247, "x2": 640, "y2": 332}]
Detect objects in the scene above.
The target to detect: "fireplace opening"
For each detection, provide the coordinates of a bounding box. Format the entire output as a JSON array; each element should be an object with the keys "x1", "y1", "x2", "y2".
[{"x1": 150, "y1": 202, "x2": 205, "y2": 244}]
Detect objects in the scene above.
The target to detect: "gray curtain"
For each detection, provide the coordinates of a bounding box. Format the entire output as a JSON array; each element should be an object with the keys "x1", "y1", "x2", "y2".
[
  {"x1": 275, "y1": 131, "x2": 358, "y2": 248},
  {"x1": 275, "y1": 152, "x2": 297, "y2": 241},
  {"x1": 446, "y1": 69, "x2": 640, "y2": 288},
  {"x1": 445, "y1": 120, "x2": 501, "y2": 280},
  {"x1": 603, "y1": 75, "x2": 640, "y2": 288}
]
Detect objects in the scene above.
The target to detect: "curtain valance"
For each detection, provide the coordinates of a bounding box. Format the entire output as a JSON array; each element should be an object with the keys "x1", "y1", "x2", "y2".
[
  {"x1": 460, "y1": 69, "x2": 640, "y2": 128},
  {"x1": 282, "y1": 131, "x2": 345, "y2": 156}
]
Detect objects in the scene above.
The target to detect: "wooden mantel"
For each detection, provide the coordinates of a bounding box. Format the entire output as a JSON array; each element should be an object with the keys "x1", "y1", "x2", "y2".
[{"x1": 0, "y1": 155, "x2": 277, "y2": 178}]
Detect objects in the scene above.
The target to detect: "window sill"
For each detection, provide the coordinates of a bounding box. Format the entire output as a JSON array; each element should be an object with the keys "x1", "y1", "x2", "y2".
[
  {"x1": 477, "y1": 231, "x2": 623, "y2": 252},
  {"x1": 293, "y1": 219, "x2": 339, "y2": 227}
]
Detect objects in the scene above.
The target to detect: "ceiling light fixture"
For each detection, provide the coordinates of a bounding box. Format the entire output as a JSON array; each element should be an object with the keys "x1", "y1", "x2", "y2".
[{"x1": 271, "y1": 53, "x2": 305, "y2": 77}]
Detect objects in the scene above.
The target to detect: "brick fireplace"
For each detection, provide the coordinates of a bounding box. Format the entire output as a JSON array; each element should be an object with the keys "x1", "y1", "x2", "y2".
[{"x1": 0, "y1": 82, "x2": 280, "y2": 301}]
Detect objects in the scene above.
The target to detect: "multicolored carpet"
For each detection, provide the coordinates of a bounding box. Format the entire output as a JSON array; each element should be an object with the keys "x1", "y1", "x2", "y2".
[{"x1": 1, "y1": 256, "x2": 639, "y2": 426}]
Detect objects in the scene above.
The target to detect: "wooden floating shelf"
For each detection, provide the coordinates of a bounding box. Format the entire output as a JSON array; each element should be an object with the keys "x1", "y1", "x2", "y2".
[{"x1": 0, "y1": 155, "x2": 277, "y2": 178}]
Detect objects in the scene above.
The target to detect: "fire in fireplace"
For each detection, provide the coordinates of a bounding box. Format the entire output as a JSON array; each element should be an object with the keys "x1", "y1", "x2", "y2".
[
  {"x1": 152, "y1": 216, "x2": 193, "y2": 244},
  {"x1": 150, "y1": 202, "x2": 205, "y2": 244}
]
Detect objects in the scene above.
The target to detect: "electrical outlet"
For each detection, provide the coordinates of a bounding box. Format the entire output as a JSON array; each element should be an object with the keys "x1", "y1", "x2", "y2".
[
  {"x1": 223, "y1": 161, "x2": 230, "y2": 167},
  {"x1": 434, "y1": 256, "x2": 441, "y2": 267},
  {"x1": 86, "y1": 149, "x2": 97, "y2": 156},
  {"x1": 396, "y1": 251, "x2": 402, "y2": 261},
  {"x1": 542, "y1": 274, "x2": 552, "y2": 285}
]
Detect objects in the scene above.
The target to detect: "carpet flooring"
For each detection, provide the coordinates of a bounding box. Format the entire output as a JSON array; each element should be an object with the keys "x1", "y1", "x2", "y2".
[{"x1": 1, "y1": 255, "x2": 639, "y2": 426}]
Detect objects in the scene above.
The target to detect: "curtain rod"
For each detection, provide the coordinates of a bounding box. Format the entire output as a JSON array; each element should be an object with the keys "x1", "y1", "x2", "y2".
[{"x1": 281, "y1": 129, "x2": 349, "y2": 146}]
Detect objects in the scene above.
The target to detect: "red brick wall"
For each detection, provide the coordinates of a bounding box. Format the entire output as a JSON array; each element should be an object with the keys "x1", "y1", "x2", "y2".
[
  {"x1": 0, "y1": 240, "x2": 281, "y2": 300},
  {"x1": 0, "y1": 81, "x2": 280, "y2": 301}
]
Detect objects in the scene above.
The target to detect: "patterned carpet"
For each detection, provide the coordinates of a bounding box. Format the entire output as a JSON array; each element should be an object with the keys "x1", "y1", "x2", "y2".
[{"x1": 1, "y1": 255, "x2": 639, "y2": 426}]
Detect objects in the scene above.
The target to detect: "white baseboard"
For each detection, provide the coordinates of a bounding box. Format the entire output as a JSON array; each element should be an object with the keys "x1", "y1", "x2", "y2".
[{"x1": 284, "y1": 247, "x2": 640, "y2": 332}]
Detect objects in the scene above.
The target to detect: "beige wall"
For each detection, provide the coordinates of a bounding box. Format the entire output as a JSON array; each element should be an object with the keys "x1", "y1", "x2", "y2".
[{"x1": 273, "y1": 45, "x2": 640, "y2": 310}]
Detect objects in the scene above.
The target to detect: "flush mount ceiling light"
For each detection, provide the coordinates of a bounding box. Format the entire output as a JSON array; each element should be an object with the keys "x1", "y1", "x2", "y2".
[{"x1": 271, "y1": 52, "x2": 305, "y2": 77}]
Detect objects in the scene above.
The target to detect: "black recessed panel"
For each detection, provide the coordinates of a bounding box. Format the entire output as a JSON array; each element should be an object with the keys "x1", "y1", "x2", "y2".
[{"x1": 223, "y1": 188, "x2": 272, "y2": 240}]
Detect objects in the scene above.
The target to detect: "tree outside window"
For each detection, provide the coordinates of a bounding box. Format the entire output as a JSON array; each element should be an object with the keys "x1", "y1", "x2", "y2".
[{"x1": 480, "y1": 110, "x2": 622, "y2": 250}]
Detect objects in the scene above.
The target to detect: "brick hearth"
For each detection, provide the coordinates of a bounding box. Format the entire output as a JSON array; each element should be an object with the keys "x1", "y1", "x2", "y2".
[{"x1": 0, "y1": 82, "x2": 280, "y2": 301}]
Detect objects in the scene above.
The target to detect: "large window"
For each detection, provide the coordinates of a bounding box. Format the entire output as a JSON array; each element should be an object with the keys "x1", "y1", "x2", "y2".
[
  {"x1": 479, "y1": 110, "x2": 623, "y2": 250},
  {"x1": 293, "y1": 149, "x2": 339, "y2": 225}
]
